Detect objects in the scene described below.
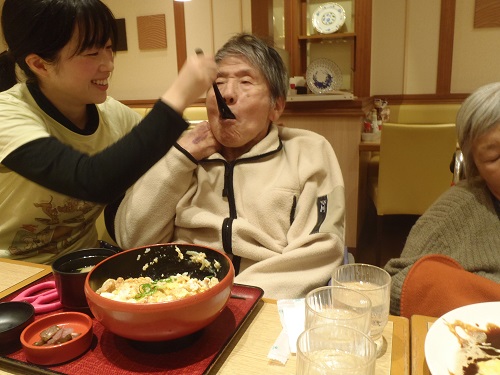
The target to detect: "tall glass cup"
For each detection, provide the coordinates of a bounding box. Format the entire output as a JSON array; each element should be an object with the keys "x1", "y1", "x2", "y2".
[
  {"x1": 305, "y1": 286, "x2": 372, "y2": 334},
  {"x1": 296, "y1": 324, "x2": 376, "y2": 375},
  {"x1": 331, "y1": 263, "x2": 391, "y2": 357}
]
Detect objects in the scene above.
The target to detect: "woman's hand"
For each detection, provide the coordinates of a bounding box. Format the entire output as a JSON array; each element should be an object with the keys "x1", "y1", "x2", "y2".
[
  {"x1": 161, "y1": 53, "x2": 217, "y2": 113},
  {"x1": 177, "y1": 121, "x2": 221, "y2": 161}
]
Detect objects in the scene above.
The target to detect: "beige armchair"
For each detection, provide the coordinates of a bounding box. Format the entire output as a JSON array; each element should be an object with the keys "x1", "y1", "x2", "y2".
[{"x1": 367, "y1": 123, "x2": 457, "y2": 265}]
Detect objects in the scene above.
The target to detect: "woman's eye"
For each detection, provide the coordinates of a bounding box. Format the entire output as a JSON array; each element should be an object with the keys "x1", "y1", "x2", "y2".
[{"x1": 84, "y1": 50, "x2": 99, "y2": 56}]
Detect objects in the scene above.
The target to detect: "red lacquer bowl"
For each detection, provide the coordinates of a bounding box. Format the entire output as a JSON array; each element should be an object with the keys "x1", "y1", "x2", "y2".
[
  {"x1": 84, "y1": 243, "x2": 235, "y2": 341},
  {"x1": 21, "y1": 312, "x2": 93, "y2": 365}
]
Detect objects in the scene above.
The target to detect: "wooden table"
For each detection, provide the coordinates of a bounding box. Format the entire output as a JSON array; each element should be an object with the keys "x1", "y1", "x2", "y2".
[
  {"x1": 410, "y1": 315, "x2": 438, "y2": 375},
  {"x1": 0, "y1": 259, "x2": 410, "y2": 375},
  {"x1": 210, "y1": 299, "x2": 410, "y2": 375},
  {"x1": 0, "y1": 259, "x2": 52, "y2": 299},
  {"x1": 359, "y1": 140, "x2": 459, "y2": 153},
  {"x1": 359, "y1": 141, "x2": 381, "y2": 152}
]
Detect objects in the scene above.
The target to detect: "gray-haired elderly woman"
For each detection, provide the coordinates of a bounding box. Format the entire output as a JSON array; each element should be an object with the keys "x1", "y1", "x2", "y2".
[
  {"x1": 114, "y1": 33, "x2": 346, "y2": 300},
  {"x1": 384, "y1": 82, "x2": 500, "y2": 318}
]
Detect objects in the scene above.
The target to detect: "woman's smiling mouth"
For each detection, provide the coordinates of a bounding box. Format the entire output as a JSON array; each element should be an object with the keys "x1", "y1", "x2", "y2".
[{"x1": 92, "y1": 79, "x2": 108, "y2": 86}]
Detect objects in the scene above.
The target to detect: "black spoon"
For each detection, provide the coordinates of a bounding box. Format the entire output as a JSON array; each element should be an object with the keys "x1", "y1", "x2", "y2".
[{"x1": 195, "y1": 48, "x2": 236, "y2": 120}]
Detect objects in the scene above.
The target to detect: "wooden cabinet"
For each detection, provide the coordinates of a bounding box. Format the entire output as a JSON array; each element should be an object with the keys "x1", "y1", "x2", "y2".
[{"x1": 284, "y1": 0, "x2": 371, "y2": 97}]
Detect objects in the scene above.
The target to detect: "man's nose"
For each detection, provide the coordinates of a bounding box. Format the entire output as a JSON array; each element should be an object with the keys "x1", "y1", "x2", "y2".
[{"x1": 220, "y1": 81, "x2": 236, "y2": 104}]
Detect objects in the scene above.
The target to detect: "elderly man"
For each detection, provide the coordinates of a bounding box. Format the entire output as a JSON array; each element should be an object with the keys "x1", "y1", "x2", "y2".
[{"x1": 114, "y1": 33, "x2": 345, "y2": 299}]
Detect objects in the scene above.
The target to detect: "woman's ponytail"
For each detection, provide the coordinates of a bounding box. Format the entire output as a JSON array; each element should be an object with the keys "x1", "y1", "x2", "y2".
[{"x1": 0, "y1": 50, "x2": 17, "y2": 91}]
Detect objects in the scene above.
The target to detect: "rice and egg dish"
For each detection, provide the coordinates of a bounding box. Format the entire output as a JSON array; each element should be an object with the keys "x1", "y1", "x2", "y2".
[
  {"x1": 95, "y1": 246, "x2": 221, "y2": 303},
  {"x1": 96, "y1": 273, "x2": 219, "y2": 303}
]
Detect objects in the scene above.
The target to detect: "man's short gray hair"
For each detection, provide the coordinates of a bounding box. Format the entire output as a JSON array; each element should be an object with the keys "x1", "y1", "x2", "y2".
[{"x1": 215, "y1": 33, "x2": 288, "y2": 105}]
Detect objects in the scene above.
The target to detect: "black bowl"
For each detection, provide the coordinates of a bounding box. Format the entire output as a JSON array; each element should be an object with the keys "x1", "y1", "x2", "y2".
[
  {"x1": 52, "y1": 248, "x2": 118, "y2": 310},
  {"x1": 0, "y1": 301, "x2": 35, "y2": 353}
]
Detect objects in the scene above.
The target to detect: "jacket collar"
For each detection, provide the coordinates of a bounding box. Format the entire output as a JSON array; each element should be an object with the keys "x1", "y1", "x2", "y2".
[{"x1": 205, "y1": 124, "x2": 282, "y2": 163}]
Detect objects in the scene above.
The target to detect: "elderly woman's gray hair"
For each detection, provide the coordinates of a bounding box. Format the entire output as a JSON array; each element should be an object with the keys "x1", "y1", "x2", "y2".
[
  {"x1": 456, "y1": 82, "x2": 500, "y2": 180},
  {"x1": 215, "y1": 33, "x2": 288, "y2": 104}
]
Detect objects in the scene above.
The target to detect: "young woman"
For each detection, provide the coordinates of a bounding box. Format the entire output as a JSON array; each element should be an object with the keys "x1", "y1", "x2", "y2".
[{"x1": 0, "y1": 0, "x2": 218, "y2": 263}]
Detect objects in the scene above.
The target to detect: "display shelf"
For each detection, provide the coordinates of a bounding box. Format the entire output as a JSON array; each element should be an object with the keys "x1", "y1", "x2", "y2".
[
  {"x1": 287, "y1": 92, "x2": 355, "y2": 102},
  {"x1": 284, "y1": 0, "x2": 371, "y2": 98},
  {"x1": 298, "y1": 32, "x2": 356, "y2": 41}
]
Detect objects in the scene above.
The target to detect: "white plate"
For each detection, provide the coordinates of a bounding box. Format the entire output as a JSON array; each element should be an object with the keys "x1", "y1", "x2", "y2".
[
  {"x1": 306, "y1": 58, "x2": 342, "y2": 94},
  {"x1": 424, "y1": 301, "x2": 500, "y2": 375},
  {"x1": 311, "y1": 3, "x2": 346, "y2": 34}
]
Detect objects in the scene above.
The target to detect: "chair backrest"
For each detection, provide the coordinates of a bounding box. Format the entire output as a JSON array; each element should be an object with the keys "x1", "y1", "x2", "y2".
[
  {"x1": 376, "y1": 123, "x2": 457, "y2": 215},
  {"x1": 389, "y1": 104, "x2": 461, "y2": 124},
  {"x1": 183, "y1": 106, "x2": 208, "y2": 121}
]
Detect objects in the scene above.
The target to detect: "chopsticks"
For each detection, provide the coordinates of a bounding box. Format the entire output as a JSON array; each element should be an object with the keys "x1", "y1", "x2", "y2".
[{"x1": 195, "y1": 48, "x2": 236, "y2": 120}]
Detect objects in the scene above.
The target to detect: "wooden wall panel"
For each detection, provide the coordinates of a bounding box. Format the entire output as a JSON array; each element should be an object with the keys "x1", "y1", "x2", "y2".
[
  {"x1": 137, "y1": 14, "x2": 167, "y2": 50},
  {"x1": 474, "y1": 0, "x2": 500, "y2": 28},
  {"x1": 174, "y1": 3, "x2": 187, "y2": 71},
  {"x1": 436, "y1": 0, "x2": 456, "y2": 94}
]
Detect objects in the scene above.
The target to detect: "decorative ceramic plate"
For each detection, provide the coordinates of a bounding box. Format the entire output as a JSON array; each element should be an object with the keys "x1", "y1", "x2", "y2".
[
  {"x1": 425, "y1": 302, "x2": 500, "y2": 375},
  {"x1": 311, "y1": 3, "x2": 346, "y2": 34},
  {"x1": 306, "y1": 58, "x2": 343, "y2": 94}
]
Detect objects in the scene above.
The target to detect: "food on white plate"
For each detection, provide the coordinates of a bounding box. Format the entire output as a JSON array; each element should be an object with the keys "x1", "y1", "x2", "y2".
[
  {"x1": 446, "y1": 320, "x2": 500, "y2": 374},
  {"x1": 33, "y1": 325, "x2": 80, "y2": 346}
]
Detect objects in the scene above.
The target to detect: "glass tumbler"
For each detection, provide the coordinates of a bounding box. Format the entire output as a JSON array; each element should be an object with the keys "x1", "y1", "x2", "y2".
[
  {"x1": 296, "y1": 324, "x2": 376, "y2": 375},
  {"x1": 331, "y1": 263, "x2": 391, "y2": 357},
  {"x1": 305, "y1": 286, "x2": 372, "y2": 335}
]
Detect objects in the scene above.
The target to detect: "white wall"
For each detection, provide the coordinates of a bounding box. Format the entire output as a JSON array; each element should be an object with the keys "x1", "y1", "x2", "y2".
[
  {"x1": 103, "y1": 0, "x2": 251, "y2": 100},
  {"x1": 404, "y1": 0, "x2": 441, "y2": 94},
  {"x1": 451, "y1": 0, "x2": 500, "y2": 93},
  {"x1": 4, "y1": 0, "x2": 498, "y2": 98},
  {"x1": 103, "y1": 0, "x2": 177, "y2": 100},
  {"x1": 371, "y1": 0, "x2": 500, "y2": 96},
  {"x1": 370, "y1": 0, "x2": 406, "y2": 95},
  {"x1": 184, "y1": 0, "x2": 252, "y2": 55}
]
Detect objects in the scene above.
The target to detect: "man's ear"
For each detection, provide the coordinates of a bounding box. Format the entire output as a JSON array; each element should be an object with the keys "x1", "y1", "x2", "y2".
[
  {"x1": 269, "y1": 97, "x2": 285, "y2": 123},
  {"x1": 25, "y1": 54, "x2": 50, "y2": 78}
]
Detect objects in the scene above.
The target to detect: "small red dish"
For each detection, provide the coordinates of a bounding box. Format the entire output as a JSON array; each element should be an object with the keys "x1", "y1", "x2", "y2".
[{"x1": 20, "y1": 312, "x2": 93, "y2": 365}]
